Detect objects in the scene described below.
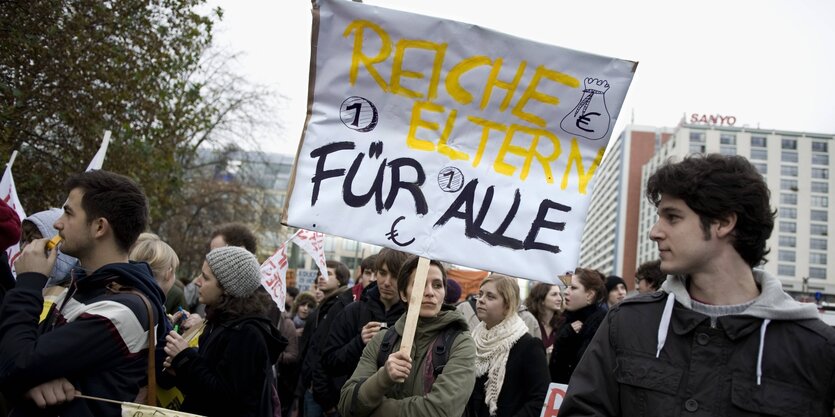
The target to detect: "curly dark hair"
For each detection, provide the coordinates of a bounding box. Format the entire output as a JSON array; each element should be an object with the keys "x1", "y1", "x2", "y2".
[
  {"x1": 646, "y1": 154, "x2": 775, "y2": 268},
  {"x1": 206, "y1": 287, "x2": 273, "y2": 323}
]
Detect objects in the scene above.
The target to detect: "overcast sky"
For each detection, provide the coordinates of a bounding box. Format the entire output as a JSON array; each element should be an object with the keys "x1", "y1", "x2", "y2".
[{"x1": 207, "y1": 0, "x2": 835, "y2": 155}]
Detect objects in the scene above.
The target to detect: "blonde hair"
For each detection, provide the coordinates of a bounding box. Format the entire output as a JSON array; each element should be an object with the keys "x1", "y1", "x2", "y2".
[
  {"x1": 481, "y1": 273, "x2": 520, "y2": 317},
  {"x1": 129, "y1": 232, "x2": 179, "y2": 285}
]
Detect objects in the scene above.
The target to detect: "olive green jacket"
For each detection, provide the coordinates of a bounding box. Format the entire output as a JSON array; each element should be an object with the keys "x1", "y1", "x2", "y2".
[{"x1": 338, "y1": 309, "x2": 476, "y2": 417}]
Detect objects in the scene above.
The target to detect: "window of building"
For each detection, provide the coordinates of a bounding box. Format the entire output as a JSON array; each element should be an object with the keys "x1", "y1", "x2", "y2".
[
  {"x1": 811, "y1": 224, "x2": 828, "y2": 236},
  {"x1": 812, "y1": 181, "x2": 829, "y2": 193},
  {"x1": 720, "y1": 146, "x2": 736, "y2": 156},
  {"x1": 779, "y1": 235, "x2": 796, "y2": 247},
  {"x1": 813, "y1": 154, "x2": 829, "y2": 165},
  {"x1": 751, "y1": 135, "x2": 767, "y2": 147},
  {"x1": 780, "y1": 207, "x2": 797, "y2": 219},
  {"x1": 809, "y1": 267, "x2": 827, "y2": 279},
  {"x1": 782, "y1": 138, "x2": 797, "y2": 149},
  {"x1": 778, "y1": 264, "x2": 795, "y2": 276},
  {"x1": 753, "y1": 163, "x2": 767, "y2": 175},
  {"x1": 720, "y1": 134, "x2": 736, "y2": 145},
  {"x1": 690, "y1": 131, "x2": 706, "y2": 143},
  {"x1": 780, "y1": 165, "x2": 798, "y2": 177},
  {"x1": 812, "y1": 168, "x2": 829, "y2": 179},
  {"x1": 781, "y1": 151, "x2": 798, "y2": 163},
  {"x1": 779, "y1": 221, "x2": 796, "y2": 233},
  {"x1": 812, "y1": 141, "x2": 829, "y2": 153},
  {"x1": 780, "y1": 193, "x2": 797, "y2": 205},
  {"x1": 750, "y1": 148, "x2": 767, "y2": 160},
  {"x1": 778, "y1": 250, "x2": 796, "y2": 262},
  {"x1": 810, "y1": 253, "x2": 828, "y2": 265},
  {"x1": 689, "y1": 144, "x2": 705, "y2": 154},
  {"x1": 811, "y1": 238, "x2": 828, "y2": 251},
  {"x1": 812, "y1": 195, "x2": 829, "y2": 208},
  {"x1": 811, "y1": 210, "x2": 828, "y2": 222},
  {"x1": 780, "y1": 179, "x2": 798, "y2": 191}
]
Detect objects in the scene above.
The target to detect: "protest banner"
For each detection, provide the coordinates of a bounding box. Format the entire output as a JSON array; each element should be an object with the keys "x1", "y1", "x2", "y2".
[
  {"x1": 285, "y1": 0, "x2": 636, "y2": 284},
  {"x1": 540, "y1": 383, "x2": 569, "y2": 417},
  {"x1": 75, "y1": 394, "x2": 205, "y2": 417}
]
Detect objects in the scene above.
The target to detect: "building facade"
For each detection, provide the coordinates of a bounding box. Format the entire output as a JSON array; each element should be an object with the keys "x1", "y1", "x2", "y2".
[{"x1": 582, "y1": 121, "x2": 835, "y2": 296}]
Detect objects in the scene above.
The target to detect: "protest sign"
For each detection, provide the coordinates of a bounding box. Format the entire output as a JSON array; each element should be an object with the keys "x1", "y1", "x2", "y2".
[
  {"x1": 285, "y1": 0, "x2": 636, "y2": 283},
  {"x1": 295, "y1": 269, "x2": 319, "y2": 292},
  {"x1": 260, "y1": 242, "x2": 289, "y2": 311},
  {"x1": 540, "y1": 383, "x2": 569, "y2": 417}
]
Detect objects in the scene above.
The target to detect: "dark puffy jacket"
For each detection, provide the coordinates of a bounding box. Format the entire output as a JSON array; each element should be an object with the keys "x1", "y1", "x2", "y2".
[
  {"x1": 297, "y1": 286, "x2": 352, "y2": 402},
  {"x1": 318, "y1": 283, "x2": 405, "y2": 409},
  {"x1": 561, "y1": 292, "x2": 835, "y2": 417},
  {"x1": 549, "y1": 303, "x2": 606, "y2": 384},
  {"x1": 0, "y1": 262, "x2": 166, "y2": 417},
  {"x1": 171, "y1": 315, "x2": 287, "y2": 417}
]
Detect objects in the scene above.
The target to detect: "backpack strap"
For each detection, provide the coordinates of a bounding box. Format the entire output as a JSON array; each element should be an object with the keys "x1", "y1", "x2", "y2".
[
  {"x1": 107, "y1": 282, "x2": 157, "y2": 406},
  {"x1": 376, "y1": 327, "x2": 401, "y2": 369},
  {"x1": 430, "y1": 327, "x2": 462, "y2": 379}
]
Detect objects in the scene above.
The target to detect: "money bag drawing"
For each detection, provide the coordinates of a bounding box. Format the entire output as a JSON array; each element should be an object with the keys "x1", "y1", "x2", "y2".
[{"x1": 560, "y1": 78, "x2": 611, "y2": 140}]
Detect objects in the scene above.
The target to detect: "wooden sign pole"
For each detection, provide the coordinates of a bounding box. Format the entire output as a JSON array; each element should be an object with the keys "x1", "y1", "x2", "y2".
[{"x1": 399, "y1": 256, "x2": 430, "y2": 357}]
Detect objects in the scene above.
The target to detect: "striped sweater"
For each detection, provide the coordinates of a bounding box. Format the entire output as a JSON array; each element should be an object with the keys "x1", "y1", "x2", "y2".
[{"x1": 0, "y1": 262, "x2": 165, "y2": 417}]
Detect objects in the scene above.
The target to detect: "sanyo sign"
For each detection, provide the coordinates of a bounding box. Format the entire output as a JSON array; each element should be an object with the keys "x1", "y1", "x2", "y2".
[{"x1": 689, "y1": 113, "x2": 737, "y2": 126}]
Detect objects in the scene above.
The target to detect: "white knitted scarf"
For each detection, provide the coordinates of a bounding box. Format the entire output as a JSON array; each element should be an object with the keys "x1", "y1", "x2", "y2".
[{"x1": 471, "y1": 313, "x2": 529, "y2": 416}]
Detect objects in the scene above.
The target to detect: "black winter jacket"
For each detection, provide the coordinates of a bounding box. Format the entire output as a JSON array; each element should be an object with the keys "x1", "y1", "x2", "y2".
[
  {"x1": 561, "y1": 291, "x2": 835, "y2": 417},
  {"x1": 318, "y1": 283, "x2": 405, "y2": 409},
  {"x1": 549, "y1": 303, "x2": 606, "y2": 384},
  {"x1": 171, "y1": 315, "x2": 286, "y2": 417},
  {"x1": 297, "y1": 286, "x2": 352, "y2": 404},
  {"x1": 464, "y1": 333, "x2": 550, "y2": 417},
  {"x1": 0, "y1": 263, "x2": 166, "y2": 417}
]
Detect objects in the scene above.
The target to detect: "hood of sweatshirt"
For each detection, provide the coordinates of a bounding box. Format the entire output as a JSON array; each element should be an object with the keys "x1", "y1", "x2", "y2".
[
  {"x1": 393, "y1": 304, "x2": 470, "y2": 337},
  {"x1": 661, "y1": 269, "x2": 820, "y2": 320},
  {"x1": 657, "y1": 269, "x2": 820, "y2": 386},
  {"x1": 76, "y1": 261, "x2": 167, "y2": 340},
  {"x1": 24, "y1": 208, "x2": 79, "y2": 284}
]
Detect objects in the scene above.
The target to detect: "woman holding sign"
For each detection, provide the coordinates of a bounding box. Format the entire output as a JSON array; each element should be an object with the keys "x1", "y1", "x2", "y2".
[
  {"x1": 338, "y1": 256, "x2": 476, "y2": 417},
  {"x1": 464, "y1": 274, "x2": 549, "y2": 417},
  {"x1": 163, "y1": 246, "x2": 287, "y2": 416}
]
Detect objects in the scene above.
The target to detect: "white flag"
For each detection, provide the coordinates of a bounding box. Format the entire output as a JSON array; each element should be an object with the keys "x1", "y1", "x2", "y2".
[
  {"x1": 291, "y1": 229, "x2": 329, "y2": 283},
  {"x1": 260, "y1": 242, "x2": 289, "y2": 311},
  {"x1": 2, "y1": 152, "x2": 26, "y2": 271},
  {"x1": 86, "y1": 130, "x2": 111, "y2": 172}
]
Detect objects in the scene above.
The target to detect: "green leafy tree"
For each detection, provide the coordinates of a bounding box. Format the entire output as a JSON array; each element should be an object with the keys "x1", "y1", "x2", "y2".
[{"x1": 1, "y1": 0, "x2": 285, "y2": 277}]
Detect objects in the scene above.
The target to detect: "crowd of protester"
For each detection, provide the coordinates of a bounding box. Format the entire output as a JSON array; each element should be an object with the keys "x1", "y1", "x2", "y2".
[{"x1": 1, "y1": 153, "x2": 835, "y2": 416}]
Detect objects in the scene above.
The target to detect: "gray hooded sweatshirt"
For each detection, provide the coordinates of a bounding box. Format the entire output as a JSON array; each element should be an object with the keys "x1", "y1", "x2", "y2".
[{"x1": 23, "y1": 208, "x2": 78, "y2": 286}]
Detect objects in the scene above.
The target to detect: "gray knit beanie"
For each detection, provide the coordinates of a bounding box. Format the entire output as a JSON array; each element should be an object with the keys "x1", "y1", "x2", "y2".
[{"x1": 205, "y1": 246, "x2": 261, "y2": 298}]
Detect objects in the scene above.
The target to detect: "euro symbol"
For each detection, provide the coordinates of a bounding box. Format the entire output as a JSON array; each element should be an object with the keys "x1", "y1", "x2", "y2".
[
  {"x1": 576, "y1": 112, "x2": 601, "y2": 133},
  {"x1": 385, "y1": 216, "x2": 415, "y2": 247}
]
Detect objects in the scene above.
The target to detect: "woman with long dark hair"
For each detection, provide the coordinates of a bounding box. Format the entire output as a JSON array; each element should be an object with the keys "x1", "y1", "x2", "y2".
[
  {"x1": 549, "y1": 268, "x2": 606, "y2": 384},
  {"x1": 524, "y1": 282, "x2": 564, "y2": 361},
  {"x1": 164, "y1": 246, "x2": 286, "y2": 416}
]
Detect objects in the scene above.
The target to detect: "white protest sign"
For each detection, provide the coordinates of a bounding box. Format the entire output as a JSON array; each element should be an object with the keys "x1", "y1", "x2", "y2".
[
  {"x1": 260, "y1": 242, "x2": 289, "y2": 311},
  {"x1": 286, "y1": 0, "x2": 636, "y2": 283},
  {"x1": 295, "y1": 269, "x2": 319, "y2": 292},
  {"x1": 540, "y1": 383, "x2": 569, "y2": 417}
]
